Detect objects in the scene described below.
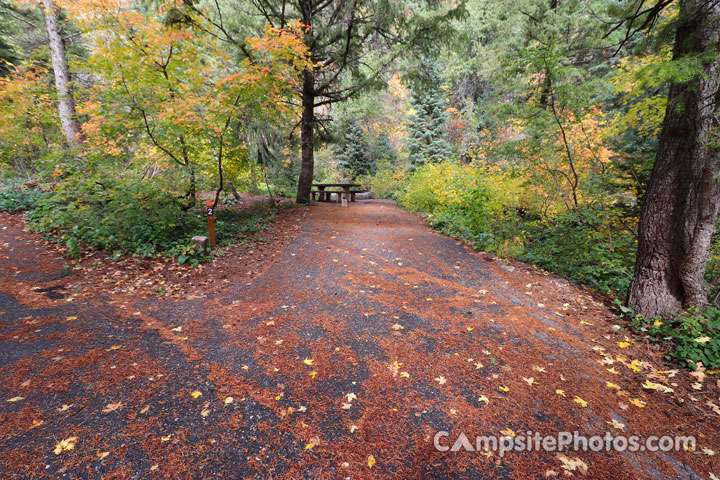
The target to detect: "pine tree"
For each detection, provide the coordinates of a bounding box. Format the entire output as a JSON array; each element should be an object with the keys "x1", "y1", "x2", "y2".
[
  {"x1": 406, "y1": 59, "x2": 452, "y2": 169},
  {"x1": 334, "y1": 119, "x2": 375, "y2": 179},
  {"x1": 370, "y1": 131, "x2": 396, "y2": 167}
]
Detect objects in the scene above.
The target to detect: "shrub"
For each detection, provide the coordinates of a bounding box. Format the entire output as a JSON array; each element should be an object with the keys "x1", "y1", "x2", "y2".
[
  {"x1": 625, "y1": 304, "x2": 720, "y2": 369},
  {"x1": 25, "y1": 178, "x2": 271, "y2": 261},
  {"x1": 0, "y1": 186, "x2": 46, "y2": 212}
]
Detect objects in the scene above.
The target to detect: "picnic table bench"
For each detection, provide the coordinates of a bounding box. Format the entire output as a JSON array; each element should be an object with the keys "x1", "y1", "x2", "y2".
[{"x1": 311, "y1": 183, "x2": 367, "y2": 203}]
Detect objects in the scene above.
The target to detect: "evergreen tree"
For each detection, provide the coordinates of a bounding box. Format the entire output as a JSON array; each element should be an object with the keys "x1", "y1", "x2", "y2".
[
  {"x1": 370, "y1": 130, "x2": 396, "y2": 167},
  {"x1": 334, "y1": 119, "x2": 375, "y2": 179},
  {"x1": 406, "y1": 59, "x2": 452, "y2": 169}
]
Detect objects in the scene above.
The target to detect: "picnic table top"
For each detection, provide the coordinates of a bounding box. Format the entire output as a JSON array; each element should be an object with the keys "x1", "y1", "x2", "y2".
[{"x1": 312, "y1": 183, "x2": 362, "y2": 189}]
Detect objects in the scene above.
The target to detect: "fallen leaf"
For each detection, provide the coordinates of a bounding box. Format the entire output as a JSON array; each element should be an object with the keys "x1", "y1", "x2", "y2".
[
  {"x1": 53, "y1": 436, "x2": 78, "y2": 455},
  {"x1": 201, "y1": 408, "x2": 210, "y2": 417},
  {"x1": 435, "y1": 376, "x2": 447, "y2": 385},
  {"x1": 617, "y1": 341, "x2": 631, "y2": 349},
  {"x1": 400, "y1": 371, "x2": 410, "y2": 378},
  {"x1": 305, "y1": 443, "x2": 315, "y2": 450},
  {"x1": 607, "y1": 418, "x2": 625, "y2": 430},
  {"x1": 225, "y1": 396, "x2": 234, "y2": 404},
  {"x1": 607, "y1": 367, "x2": 619, "y2": 375},
  {"x1": 522, "y1": 377, "x2": 537, "y2": 386},
  {"x1": 161, "y1": 435, "x2": 171, "y2": 442},
  {"x1": 555, "y1": 389, "x2": 566, "y2": 397},
  {"x1": 309, "y1": 371, "x2": 318, "y2": 379},
  {"x1": 102, "y1": 402, "x2": 122, "y2": 413},
  {"x1": 695, "y1": 336, "x2": 711, "y2": 344},
  {"x1": 368, "y1": 455, "x2": 376, "y2": 468},
  {"x1": 191, "y1": 391, "x2": 202, "y2": 399},
  {"x1": 500, "y1": 427, "x2": 516, "y2": 438},
  {"x1": 499, "y1": 385, "x2": 509, "y2": 392},
  {"x1": 303, "y1": 358, "x2": 314, "y2": 366},
  {"x1": 97, "y1": 451, "x2": 110, "y2": 460},
  {"x1": 557, "y1": 454, "x2": 588, "y2": 474},
  {"x1": 628, "y1": 398, "x2": 646, "y2": 408},
  {"x1": 7, "y1": 396, "x2": 24, "y2": 402},
  {"x1": 350, "y1": 425, "x2": 358, "y2": 433},
  {"x1": 478, "y1": 395, "x2": 489, "y2": 404},
  {"x1": 573, "y1": 396, "x2": 588, "y2": 408},
  {"x1": 390, "y1": 324, "x2": 404, "y2": 330},
  {"x1": 606, "y1": 382, "x2": 620, "y2": 390}
]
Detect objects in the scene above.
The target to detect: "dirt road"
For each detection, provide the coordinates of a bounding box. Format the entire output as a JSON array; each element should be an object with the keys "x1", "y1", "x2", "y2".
[{"x1": 0, "y1": 200, "x2": 717, "y2": 479}]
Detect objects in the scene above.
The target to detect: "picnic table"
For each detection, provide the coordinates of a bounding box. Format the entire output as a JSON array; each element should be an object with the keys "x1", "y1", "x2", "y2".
[{"x1": 311, "y1": 183, "x2": 366, "y2": 203}]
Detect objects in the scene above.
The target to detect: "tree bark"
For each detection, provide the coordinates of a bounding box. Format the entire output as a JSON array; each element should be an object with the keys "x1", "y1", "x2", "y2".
[
  {"x1": 627, "y1": 0, "x2": 720, "y2": 317},
  {"x1": 42, "y1": 0, "x2": 83, "y2": 149},
  {"x1": 296, "y1": 68, "x2": 315, "y2": 203}
]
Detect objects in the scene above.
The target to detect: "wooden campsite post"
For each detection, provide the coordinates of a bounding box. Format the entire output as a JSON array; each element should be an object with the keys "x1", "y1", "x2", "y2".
[{"x1": 205, "y1": 199, "x2": 216, "y2": 249}]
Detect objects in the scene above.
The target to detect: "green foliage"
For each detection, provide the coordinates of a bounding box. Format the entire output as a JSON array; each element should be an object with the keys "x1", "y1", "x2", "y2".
[
  {"x1": 406, "y1": 59, "x2": 453, "y2": 169},
  {"x1": 333, "y1": 119, "x2": 375, "y2": 179},
  {"x1": 625, "y1": 304, "x2": 720, "y2": 369},
  {"x1": 24, "y1": 179, "x2": 270, "y2": 261},
  {"x1": 0, "y1": 185, "x2": 45, "y2": 212}
]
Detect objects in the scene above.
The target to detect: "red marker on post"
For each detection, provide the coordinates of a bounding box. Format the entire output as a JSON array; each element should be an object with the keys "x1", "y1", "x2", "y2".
[{"x1": 205, "y1": 199, "x2": 216, "y2": 250}]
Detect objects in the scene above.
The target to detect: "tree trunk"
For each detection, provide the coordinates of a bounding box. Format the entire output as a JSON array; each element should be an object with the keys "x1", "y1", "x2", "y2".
[
  {"x1": 627, "y1": 0, "x2": 720, "y2": 318},
  {"x1": 296, "y1": 69, "x2": 315, "y2": 203},
  {"x1": 42, "y1": 0, "x2": 83, "y2": 149}
]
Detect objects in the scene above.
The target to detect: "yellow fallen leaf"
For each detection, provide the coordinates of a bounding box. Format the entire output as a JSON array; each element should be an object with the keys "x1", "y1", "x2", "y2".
[
  {"x1": 201, "y1": 408, "x2": 210, "y2": 417},
  {"x1": 303, "y1": 358, "x2": 314, "y2": 366},
  {"x1": 498, "y1": 385, "x2": 509, "y2": 392},
  {"x1": 400, "y1": 371, "x2": 410, "y2": 378},
  {"x1": 305, "y1": 443, "x2": 315, "y2": 450},
  {"x1": 500, "y1": 427, "x2": 516, "y2": 438},
  {"x1": 191, "y1": 391, "x2": 202, "y2": 399},
  {"x1": 350, "y1": 425, "x2": 358, "y2": 433},
  {"x1": 225, "y1": 396, "x2": 234, "y2": 404},
  {"x1": 607, "y1": 367, "x2": 619, "y2": 375},
  {"x1": 556, "y1": 389, "x2": 566, "y2": 397},
  {"x1": 629, "y1": 398, "x2": 646, "y2": 408},
  {"x1": 171, "y1": 326, "x2": 182, "y2": 332},
  {"x1": 466, "y1": 327, "x2": 474, "y2": 332},
  {"x1": 66, "y1": 316, "x2": 77, "y2": 321},
  {"x1": 30, "y1": 419, "x2": 44, "y2": 429},
  {"x1": 53, "y1": 436, "x2": 78, "y2": 454},
  {"x1": 161, "y1": 435, "x2": 171, "y2": 442},
  {"x1": 297, "y1": 405, "x2": 307, "y2": 412},
  {"x1": 309, "y1": 371, "x2": 317, "y2": 379},
  {"x1": 7, "y1": 396, "x2": 24, "y2": 402},
  {"x1": 275, "y1": 393, "x2": 284, "y2": 400},
  {"x1": 617, "y1": 341, "x2": 631, "y2": 348},
  {"x1": 390, "y1": 324, "x2": 404, "y2": 330},
  {"x1": 150, "y1": 465, "x2": 159, "y2": 471},
  {"x1": 435, "y1": 376, "x2": 447, "y2": 385},
  {"x1": 573, "y1": 396, "x2": 588, "y2": 408},
  {"x1": 478, "y1": 395, "x2": 489, "y2": 404},
  {"x1": 606, "y1": 382, "x2": 620, "y2": 390},
  {"x1": 607, "y1": 418, "x2": 625, "y2": 430},
  {"x1": 97, "y1": 451, "x2": 110, "y2": 460},
  {"x1": 368, "y1": 455, "x2": 376, "y2": 468},
  {"x1": 474, "y1": 362, "x2": 484, "y2": 370},
  {"x1": 522, "y1": 377, "x2": 536, "y2": 386}
]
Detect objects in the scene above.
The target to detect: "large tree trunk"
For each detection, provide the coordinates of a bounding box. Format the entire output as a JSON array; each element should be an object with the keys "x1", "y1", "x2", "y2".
[
  {"x1": 627, "y1": 0, "x2": 720, "y2": 318},
  {"x1": 42, "y1": 0, "x2": 83, "y2": 149},
  {"x1": 296, "y1": 69, "x2": 315, "y2": 203}
]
